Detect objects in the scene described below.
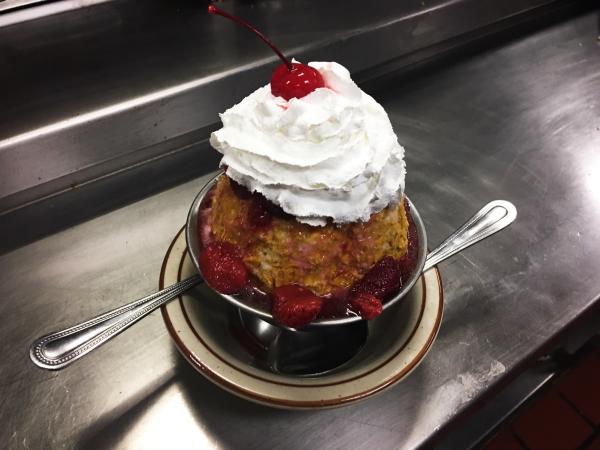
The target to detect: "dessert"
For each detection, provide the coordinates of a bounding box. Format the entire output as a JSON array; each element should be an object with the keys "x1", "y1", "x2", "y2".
[{"x1": 200, "y1": 6, "x2": 418, "y2": 328}]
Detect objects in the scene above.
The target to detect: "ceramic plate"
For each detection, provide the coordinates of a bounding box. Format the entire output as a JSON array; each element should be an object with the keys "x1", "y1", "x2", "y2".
[{"x1": 161, "y1": 227, "x2": 443, "y2": 409}]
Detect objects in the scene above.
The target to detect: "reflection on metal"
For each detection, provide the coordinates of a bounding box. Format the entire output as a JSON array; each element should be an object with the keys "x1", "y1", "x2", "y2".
[
  {"x1": 580, "y1": 141, "x2": 600, "y2": 203},
  {"x1": 0, "y1": 62, "x2": 263, "y2": 151},
  {"x1": 0, "y1": 0, "x2": 111, "y2": 27},
  {"x1": 0, "y1": 0, "x2": 49, "y2": 14},
  {"x1": 120, "y1": 386, "x2": 223, "y2": 449}
]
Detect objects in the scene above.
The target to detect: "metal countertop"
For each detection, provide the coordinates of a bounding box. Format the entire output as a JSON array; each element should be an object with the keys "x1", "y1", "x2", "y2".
[{"x1": 1, "y1": 10, "x2": 600, "y2": 450}]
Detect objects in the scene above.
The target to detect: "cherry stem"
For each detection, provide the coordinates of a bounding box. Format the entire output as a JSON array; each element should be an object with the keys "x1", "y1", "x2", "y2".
[{"x1": 208, "y1": 4, "x2": 293, "y2": 71}]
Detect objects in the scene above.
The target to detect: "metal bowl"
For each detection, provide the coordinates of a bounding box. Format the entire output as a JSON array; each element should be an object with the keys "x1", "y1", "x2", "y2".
[{"x1": 185, "y1": 172, "x2": 428, "y2": 329}]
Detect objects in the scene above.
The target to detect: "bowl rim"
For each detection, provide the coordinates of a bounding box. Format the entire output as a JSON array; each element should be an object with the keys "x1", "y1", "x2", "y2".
[{"x1": 185, "y1": 171, "x2": 428, "y2": 328}]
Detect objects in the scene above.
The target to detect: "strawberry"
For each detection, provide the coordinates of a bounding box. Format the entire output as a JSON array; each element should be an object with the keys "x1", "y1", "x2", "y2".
[
  {"x1": 349, "y1": 293, "x2": 383, "y2": 320},
  {"x1": 319, "y1": 290, "x2": 350, "y2": 318},
  {"x1": 351, "y1": 256, "x2": 402, "y2": 300},
  {"x1": 272, "y1": 285, "x2": 323, "y2": 329},
  {"x1": 199, "y1": 241, "x2": 248, "y2": 294}
]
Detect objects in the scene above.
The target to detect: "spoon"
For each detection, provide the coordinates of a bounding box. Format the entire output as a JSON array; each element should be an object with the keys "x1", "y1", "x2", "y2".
[{"x1": 30, "y1": 200, "x2": 516, "y2": 371}]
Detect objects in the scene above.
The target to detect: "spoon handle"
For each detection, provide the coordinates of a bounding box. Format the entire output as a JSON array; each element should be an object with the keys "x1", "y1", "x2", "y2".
[
  {"x1": 30, "y1": 275, "x2": 203, "y2": 370},
  {"x1": 423, "y1": 200, "x2": 517, "y2": 272}
]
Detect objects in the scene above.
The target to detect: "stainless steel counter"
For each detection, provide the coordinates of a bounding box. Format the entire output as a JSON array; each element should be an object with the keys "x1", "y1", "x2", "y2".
[{"x1": 1, "y1": 9, "x2": 600, "y2": 450}]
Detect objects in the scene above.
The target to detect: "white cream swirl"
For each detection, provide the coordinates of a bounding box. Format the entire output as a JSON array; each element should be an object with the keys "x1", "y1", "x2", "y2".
[{"x1": 209, "y1": 61, "x2": 406, "y2": 226}]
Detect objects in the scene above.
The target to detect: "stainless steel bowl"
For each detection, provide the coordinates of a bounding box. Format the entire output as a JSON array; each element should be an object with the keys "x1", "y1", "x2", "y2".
[{"x1": 185, "y1": 172, "x2": 428, "y2": 328}]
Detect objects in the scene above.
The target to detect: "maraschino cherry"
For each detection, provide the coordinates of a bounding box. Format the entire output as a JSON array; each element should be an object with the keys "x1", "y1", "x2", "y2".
[{"x1": 208, "y1": 4, "x2": 325, "y2": 100}]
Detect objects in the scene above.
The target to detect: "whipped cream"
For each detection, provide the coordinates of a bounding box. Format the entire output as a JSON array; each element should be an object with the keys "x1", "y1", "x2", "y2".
[{"x1": 209, "y1": 61, "x2": 406, "y2": 226}]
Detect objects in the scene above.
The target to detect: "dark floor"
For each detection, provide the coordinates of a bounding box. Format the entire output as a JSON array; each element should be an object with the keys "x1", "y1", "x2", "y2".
[{"x1": 483, "y1": 341, "x2": 600, "y2": 450}]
